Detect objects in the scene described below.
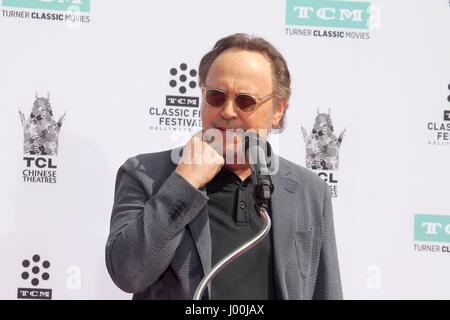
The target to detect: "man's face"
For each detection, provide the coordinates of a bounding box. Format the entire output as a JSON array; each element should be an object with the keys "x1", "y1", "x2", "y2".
[{"x1": 201, "y1": 48, "x2": 286, "y2": 163}]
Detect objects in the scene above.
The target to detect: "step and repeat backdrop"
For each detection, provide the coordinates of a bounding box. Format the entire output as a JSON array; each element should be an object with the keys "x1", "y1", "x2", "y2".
[{"x1": 0, "y1": 0, "x2": 449, "y2": 299}]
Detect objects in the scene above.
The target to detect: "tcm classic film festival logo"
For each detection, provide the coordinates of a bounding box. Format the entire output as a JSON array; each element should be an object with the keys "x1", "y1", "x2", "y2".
[
  {"x1": 1, "y1": 0, "x2": 91, "y2": 24},
  {"x1": 19, "y1": 93, "x2": 66, "y2": 184},
  {"x1": 18, "y1": 254, "x2": 52, "y2": 300},
  {"x1": 426, "y1": 83, "x2": 450, "y2": 146},
  {"x1": 302, "y1": 109, "x2": 346, "y2": 198},
  {"x1": 414, "y1": 214, "x2": 450, "y2": 255},
  {"x1": 148, "y1": 63, "x2": 201, "y2": 131},
  {"x1": 285, "y1": 0, "x2": 381, "y2": 40}
]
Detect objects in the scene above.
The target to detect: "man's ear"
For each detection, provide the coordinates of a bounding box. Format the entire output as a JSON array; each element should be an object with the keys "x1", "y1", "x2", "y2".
[{"x1": 272, "y1": 99, "x2": 288, "y2": 128}]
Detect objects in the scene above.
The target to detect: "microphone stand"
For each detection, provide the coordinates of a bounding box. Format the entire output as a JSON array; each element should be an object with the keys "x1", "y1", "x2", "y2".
[{"x1": 193, "y1": 139, "x2": 273, "y2": 300}]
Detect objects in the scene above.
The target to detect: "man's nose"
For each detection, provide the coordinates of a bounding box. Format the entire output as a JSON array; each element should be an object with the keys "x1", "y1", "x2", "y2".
[{"x1": 219, "y1": 98, "x2": 238, "y2": 120}]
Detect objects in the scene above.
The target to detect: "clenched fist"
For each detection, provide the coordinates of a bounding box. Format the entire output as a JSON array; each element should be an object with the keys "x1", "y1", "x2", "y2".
[{"x1": 176, "y1": 131, "x2": 225, "y2": 189}]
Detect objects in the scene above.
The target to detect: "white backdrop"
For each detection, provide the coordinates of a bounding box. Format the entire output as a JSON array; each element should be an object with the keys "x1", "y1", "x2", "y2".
[{"x1": 1, "y1": 0, "x2": 449, "y2": 299}]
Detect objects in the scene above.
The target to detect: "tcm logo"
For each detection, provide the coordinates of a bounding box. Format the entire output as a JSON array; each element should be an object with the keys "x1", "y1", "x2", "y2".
[
  {"x1": 2, "y1": 0, "x2": 90, "y2": 12},
  {"x1": 18, "y1": 254, "x2": 52, "y2": 300},
  {"x1": 414, "y1": 214, "x2": 450, "y2": 243},
  {"x1": 286, "y1": 0, "x2": 372, "y2": 29},
  {"x1": 17, "y1": 288, "x2": 52, "y2": 299},
  {"x1": 444, "y1": 110, "x2": 450, "y2": 121},
  {"x1": 167, "y1": 63, "x2": 199, "y2": 107}
]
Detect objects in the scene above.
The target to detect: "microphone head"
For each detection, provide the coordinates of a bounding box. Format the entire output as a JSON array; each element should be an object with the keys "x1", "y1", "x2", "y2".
[
  {"x1": 244, "y1": 132, "x2": 271, "y2": 176},
  {"x1": 243, "y1": 131, "x2": 258, "y2": 153},
  {"x1": 243, "y1": 131, "x2": 274, "y2": 206}
]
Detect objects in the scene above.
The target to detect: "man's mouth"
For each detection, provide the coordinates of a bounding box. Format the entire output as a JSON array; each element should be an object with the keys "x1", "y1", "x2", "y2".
[{"x1": 214, "y1": 126, "x2": 242, "y2": 132}]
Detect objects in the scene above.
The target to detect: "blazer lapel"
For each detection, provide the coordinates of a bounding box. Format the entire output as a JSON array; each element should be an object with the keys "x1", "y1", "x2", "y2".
[
  {"x1": 271, "y1": 165, "x2": 298, "y2": 300},
  {"x1": 187, "y1": 187, "x2": 212, "y2": 295},
  {"x1": 174, "y1": 147, "x2": 212, "y2": 296}
]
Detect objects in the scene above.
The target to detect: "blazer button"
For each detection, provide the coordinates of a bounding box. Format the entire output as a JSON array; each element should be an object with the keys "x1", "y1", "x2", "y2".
[{"x1": 171, "y1": 209, "x2": 181, "y2": 220}]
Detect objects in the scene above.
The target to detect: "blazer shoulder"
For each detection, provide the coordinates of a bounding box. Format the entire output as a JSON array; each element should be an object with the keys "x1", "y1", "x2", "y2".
[
  {"x1": 118, "y1": 148, "x2": 180, "y2": 185},
  {"x1": 279, "y1": 156, "x2": 328, "y2": 194}
]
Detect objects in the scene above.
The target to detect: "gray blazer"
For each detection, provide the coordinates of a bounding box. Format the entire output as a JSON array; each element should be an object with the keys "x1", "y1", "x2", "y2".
[{"x1": 105, "y1": 149, "x2": 343, "y2": 300}]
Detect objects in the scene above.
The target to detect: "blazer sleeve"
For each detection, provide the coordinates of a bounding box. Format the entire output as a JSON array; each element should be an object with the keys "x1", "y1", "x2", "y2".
[
  {"x1": 105, "y1": 158, "x2": 208, "y2": 293},
  {"x1": 313, "y1": 186, "x2": 343, "y2": 299}
]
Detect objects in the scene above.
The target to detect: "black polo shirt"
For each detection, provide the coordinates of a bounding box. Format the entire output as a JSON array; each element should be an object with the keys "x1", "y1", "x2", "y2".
[{"x1": 206, "y1": 167, "x2": 277, "y2": 300}]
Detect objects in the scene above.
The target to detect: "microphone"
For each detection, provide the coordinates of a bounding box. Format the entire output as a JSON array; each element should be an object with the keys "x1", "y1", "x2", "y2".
[{"x1": 244, "y1": 132, "x2": 274, "y2": 209}]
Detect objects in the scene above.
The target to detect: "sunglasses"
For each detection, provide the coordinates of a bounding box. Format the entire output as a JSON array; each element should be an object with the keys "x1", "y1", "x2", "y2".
[{"x1": 203, "y1": 87, "x2": 275, "y2": 113}]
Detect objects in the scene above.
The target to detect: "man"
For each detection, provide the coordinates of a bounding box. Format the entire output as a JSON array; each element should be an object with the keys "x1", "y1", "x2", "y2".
[{"x1": 105, "y1": 33, "x2": 343, "y2": 300}]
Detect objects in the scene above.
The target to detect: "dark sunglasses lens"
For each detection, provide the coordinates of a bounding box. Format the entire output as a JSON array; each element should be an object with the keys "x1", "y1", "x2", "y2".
[
  {"x1": 206, "y1": 90, "x2": 226, "y2": 107},
  {"x1": 236, "y1": 94, "x2": 257, "y2": 112}
]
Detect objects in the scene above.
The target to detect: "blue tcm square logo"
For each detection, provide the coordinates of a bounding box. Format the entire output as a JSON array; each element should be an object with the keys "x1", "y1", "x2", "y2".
[
  {"x1": 286, "y1": 0, "x2": 371, "y2": 29},
  {"x1": 414, "y1": 214, "x2": 450, "y2": 243},
  {"x1": 2, "y1": 0, "x2": 90, "y2": 13}
]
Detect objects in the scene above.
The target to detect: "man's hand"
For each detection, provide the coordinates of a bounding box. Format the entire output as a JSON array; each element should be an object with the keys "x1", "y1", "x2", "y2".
[{"x1": 176, "y1": 132, "x2": 224, "y2": 189}]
